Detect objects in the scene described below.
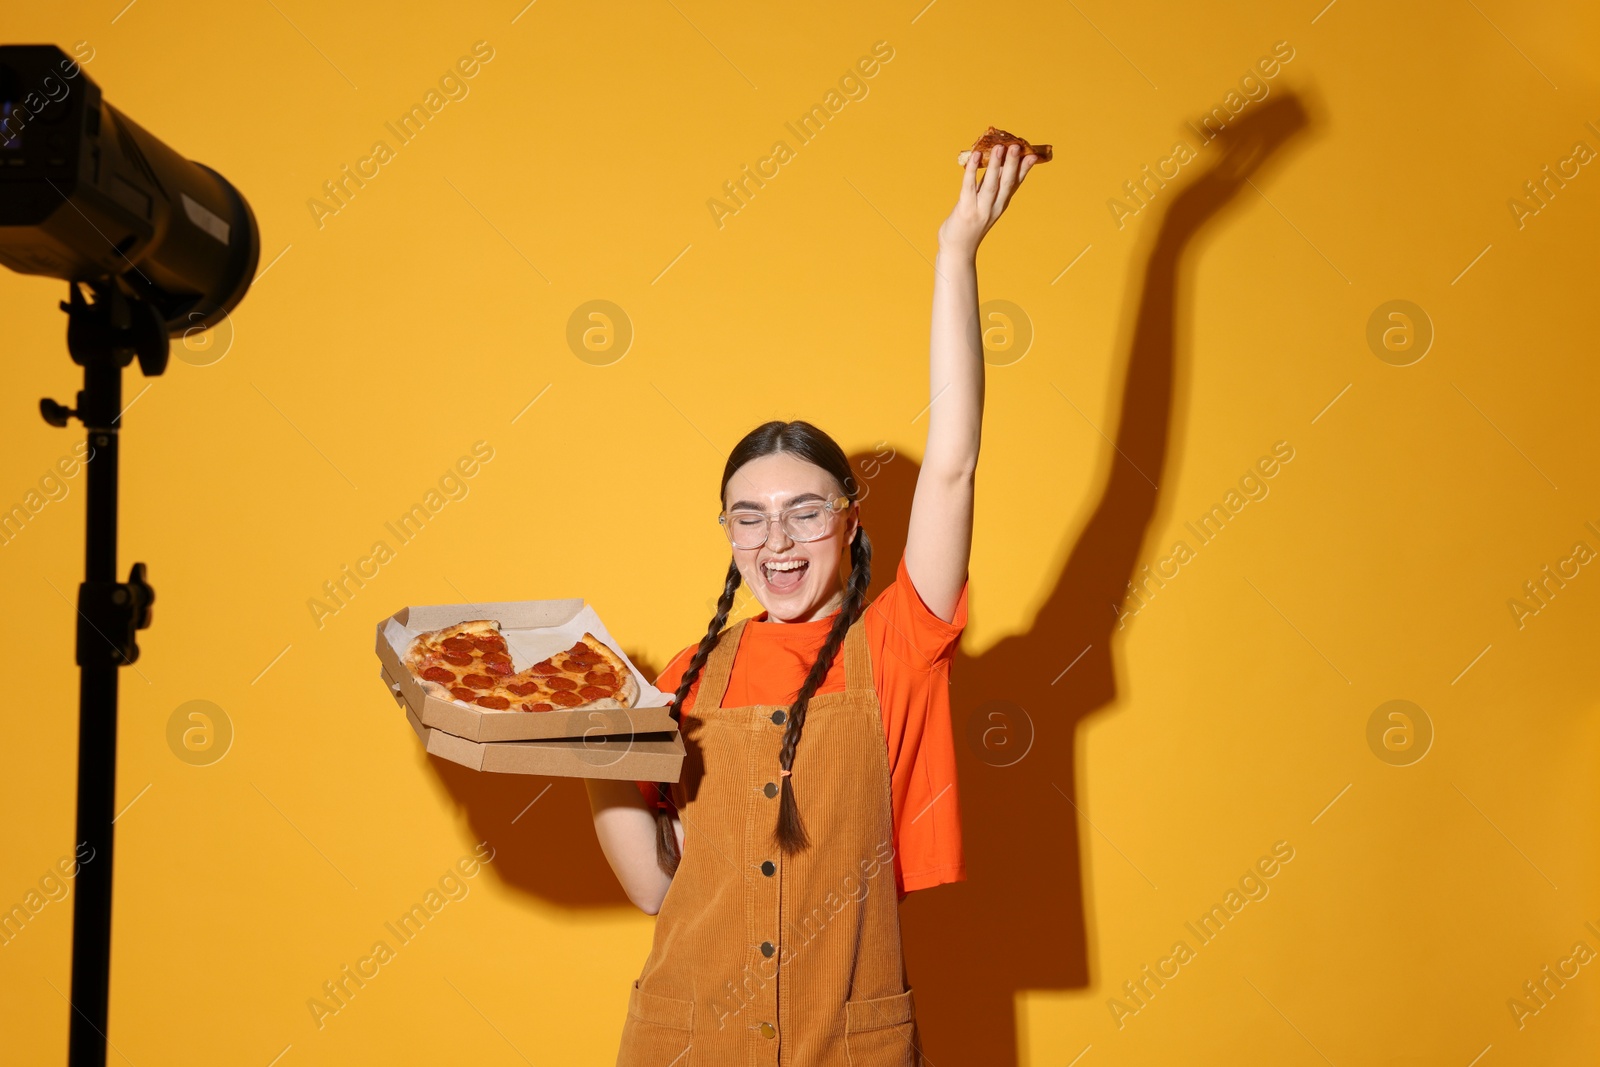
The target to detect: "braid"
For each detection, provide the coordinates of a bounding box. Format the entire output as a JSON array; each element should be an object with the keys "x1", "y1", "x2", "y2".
[
  {"x1": 652, "y1": 556, "x2": 743, "y2": 877},
  {"x1": 773, "y1": 524, "x2": 873, "y2": 855}
]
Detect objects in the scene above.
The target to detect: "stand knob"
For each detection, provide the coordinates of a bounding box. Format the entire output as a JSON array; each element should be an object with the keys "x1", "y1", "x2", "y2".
[
  {"x1": 125, "y1": 562, "x2": 154, "y2": 631},
  {"x1": 76, "y1": 563, "x2": 155, "y2": 668},
  {"x1": 40, "y1": 397, "x2": 76, "y2": 427}
]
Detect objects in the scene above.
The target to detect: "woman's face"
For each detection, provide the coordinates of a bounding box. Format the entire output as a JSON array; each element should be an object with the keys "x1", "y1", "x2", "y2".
[{"x1": 723, "y1": 452, "x2": 859, "y2": 624}]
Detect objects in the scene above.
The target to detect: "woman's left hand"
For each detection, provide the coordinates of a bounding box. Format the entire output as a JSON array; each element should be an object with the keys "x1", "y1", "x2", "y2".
[{"x1": 937, "y1": 142, "x2": 1037, "y2": 257}]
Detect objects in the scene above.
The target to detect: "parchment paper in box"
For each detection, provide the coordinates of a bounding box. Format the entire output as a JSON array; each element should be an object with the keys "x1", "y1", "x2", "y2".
[
  {"x1": 376, "y1": 598, "x2": 678, "y2": 743},
  {"x1": 397, "y1": 683, "x2": 686, "y2": 781}
]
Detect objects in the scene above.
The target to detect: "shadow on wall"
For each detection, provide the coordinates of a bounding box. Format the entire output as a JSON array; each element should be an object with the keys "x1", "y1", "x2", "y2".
[
  {"x1": 410, "y1": 89, "x2": 1314, "y2": 1065},
  {"x1": 900, "y1": 91, "x2": 1313, "y2": 1065}
]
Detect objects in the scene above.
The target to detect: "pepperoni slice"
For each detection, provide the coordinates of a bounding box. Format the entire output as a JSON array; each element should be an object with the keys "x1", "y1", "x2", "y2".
[
  {"x1": 530, "y1": 661, "x2": 560, "y2": 675},
  {"x1": 549, "y1": 690, "x2": 585, "y2": 707},
  {"x1": 485, "y1": 660, "x2": 514, "y2": 676},
  {"x1": 473, "y1": 635, "x2": 506, "y2": 652},
  {"x1": 584, "y1": 670, "x2": 617, "y2": 685},
  {"x1": 566, "y1": 641, "x2": 588, "y2": 655},
  {"x1": 482, "y1": 651, "x2": 512, "y2": 666},
  {"x1": 578, "y1": 685, "x2": 612, "y2": 700},
  {"x1": 506, "y1": 681, "x2": 541, "y2": 697},
  {"x1": 523, "y1": 702, "x2": 554, "y2": 712},
  {"x1": 546, "y1": 676, "x2": 578, "y2": 691},
  {"x1": 443, "y1": 652, "x2": 473, "y2": 667},
  {"x1": 422, "y1": 666, "x2": 456, "y2": 684},
  {"x1": 442, "y1": 636, "x2": 476, "y2": 652},
  {"x1": 450, "y1": 686, "x2": 478, "y2": 701},
  {"x1": 475, "y1": 695, "x2": 511, "y2": 710},
  {"x1": 461, "y1": 673, "x2": 496, "y2": 690},
  {"x1": 559, "y1": 659, "x2": 586, "y2": 673}
]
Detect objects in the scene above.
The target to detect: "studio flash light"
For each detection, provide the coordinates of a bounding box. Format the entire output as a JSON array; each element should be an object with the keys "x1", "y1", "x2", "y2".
[{"x1": 0, "y1": 43, "x2": 259, "y2": 343}]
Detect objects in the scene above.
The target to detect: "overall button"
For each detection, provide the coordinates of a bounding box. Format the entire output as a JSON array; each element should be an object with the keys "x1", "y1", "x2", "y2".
[
  {"x1": 759, "y1": 1021, "x2": 776, "y2": 1039},
  {"x1": 761, "y1": 940, "x2": 775, "y2": 957},
  {"x1": 761, "y1": 860, "x2": 776, "y2": 876},
  {"x1": 763, "y1": 781, "x2": 778, "y2": 798},
  {"x1": 770, "y1": 709, "x2": 786, "y2": 725}
]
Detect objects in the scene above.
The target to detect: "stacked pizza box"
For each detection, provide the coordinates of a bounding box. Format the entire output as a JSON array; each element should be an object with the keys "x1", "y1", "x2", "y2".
[{"x1": 375, "y1": 599, "x2": 685, "y2": 781}]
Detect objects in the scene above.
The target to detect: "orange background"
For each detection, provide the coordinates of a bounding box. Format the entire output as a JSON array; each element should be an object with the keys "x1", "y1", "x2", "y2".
[{"x1": 2, "y1": 1, "x2": 1598, "y2": 1064}]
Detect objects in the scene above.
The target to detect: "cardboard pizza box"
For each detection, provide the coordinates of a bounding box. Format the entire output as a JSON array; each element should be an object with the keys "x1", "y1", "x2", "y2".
[
  {"x1": 375, "y1": 598, "x2": 678, "y2": 743},
  {"x1": 383, "y1": 664, "x2": 687, "y2": 781}
]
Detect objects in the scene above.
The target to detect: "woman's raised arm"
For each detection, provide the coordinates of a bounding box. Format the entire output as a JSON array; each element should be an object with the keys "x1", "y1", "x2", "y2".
[{"x1": 904, "y1": 143, "x2": 1037, "y2": 622}]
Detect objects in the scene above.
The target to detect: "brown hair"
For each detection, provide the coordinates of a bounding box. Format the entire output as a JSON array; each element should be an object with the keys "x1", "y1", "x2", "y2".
[{"x1": 651, "y1": 419, "x2": 872, "y2": 876}]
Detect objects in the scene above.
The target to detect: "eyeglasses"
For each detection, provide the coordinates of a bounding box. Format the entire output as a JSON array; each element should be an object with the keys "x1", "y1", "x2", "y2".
[{"x1": 718, "y1": 494, "x2": 851, "y2": 549}]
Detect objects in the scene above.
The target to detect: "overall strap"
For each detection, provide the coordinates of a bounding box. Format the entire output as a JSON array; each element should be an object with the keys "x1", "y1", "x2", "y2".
[
  {"x1": 695, "y1": 617, "x2": 747, "y2": 711},
  {"x1": 840, "y1": 610, "x2": 874, "y2": 692}
]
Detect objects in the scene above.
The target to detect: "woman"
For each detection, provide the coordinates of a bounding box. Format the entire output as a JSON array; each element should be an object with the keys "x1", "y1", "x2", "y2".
[{"x1": 587, "y1": 142, "x2": 1038, "y2": 1065}]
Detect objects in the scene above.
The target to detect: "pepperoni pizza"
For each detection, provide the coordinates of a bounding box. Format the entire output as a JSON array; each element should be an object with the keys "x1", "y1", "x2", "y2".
[
  {"x1": 405, "y1": 621, "x2": 640, "y2": 713},
  {"x1": 958, "y1": 125, "x2": 1053, "y2": 167}
]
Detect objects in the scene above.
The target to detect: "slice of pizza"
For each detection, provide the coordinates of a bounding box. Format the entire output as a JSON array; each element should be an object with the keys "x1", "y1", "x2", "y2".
[
  {"x1": 405, "y1": 622, "x2": 640, "y2": 714},
  {"x1": 499, "y1": 636, "x2": 639, "y2": 712},
  {"x1": 957, "y1": 125, "x2": 1053, "y2": 167},
  {"x1": 404, "y1": 620, "x2": 509, "y2": 700}
]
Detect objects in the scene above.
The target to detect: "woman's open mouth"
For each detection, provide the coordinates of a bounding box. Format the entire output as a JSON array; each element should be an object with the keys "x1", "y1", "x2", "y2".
[{"x1": 761, "y1": 557, "x2": 809, "y2": 593}]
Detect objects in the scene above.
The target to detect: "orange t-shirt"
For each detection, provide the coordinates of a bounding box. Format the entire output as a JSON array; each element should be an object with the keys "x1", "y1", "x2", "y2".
[{"x1": 637, "y1": 554, "x2": 968, "y2": 900}]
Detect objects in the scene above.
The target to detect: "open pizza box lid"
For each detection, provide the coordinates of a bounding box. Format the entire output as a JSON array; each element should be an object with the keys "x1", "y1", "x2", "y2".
[
  {"x1": 375, "y1": 598, "x2": 679, "y2": 743},
  {"x1": 382, "y1": 664, "x2": 686, "y2": 781}
]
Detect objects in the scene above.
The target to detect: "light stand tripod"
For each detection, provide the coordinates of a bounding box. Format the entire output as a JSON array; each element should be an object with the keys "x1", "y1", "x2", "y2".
[{"x1": 40, "y1": 279, "x2": 163, "y2": 1067}]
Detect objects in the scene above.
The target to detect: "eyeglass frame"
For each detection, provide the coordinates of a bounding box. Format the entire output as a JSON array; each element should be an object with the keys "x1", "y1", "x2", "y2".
[{"x1": 717, "y1": 492, "x2": 855, "y2": 547}]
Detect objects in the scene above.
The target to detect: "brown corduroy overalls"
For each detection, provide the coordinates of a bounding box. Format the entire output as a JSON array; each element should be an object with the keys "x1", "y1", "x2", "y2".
[{"x1": 615, "y1": 614, "x2": 922, "y2": 1067}]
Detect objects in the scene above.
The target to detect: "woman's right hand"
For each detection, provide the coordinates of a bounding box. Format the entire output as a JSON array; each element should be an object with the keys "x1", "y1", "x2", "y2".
[{"x1": 937, "y1": 142, "x2": 1038, "y2": 258}]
